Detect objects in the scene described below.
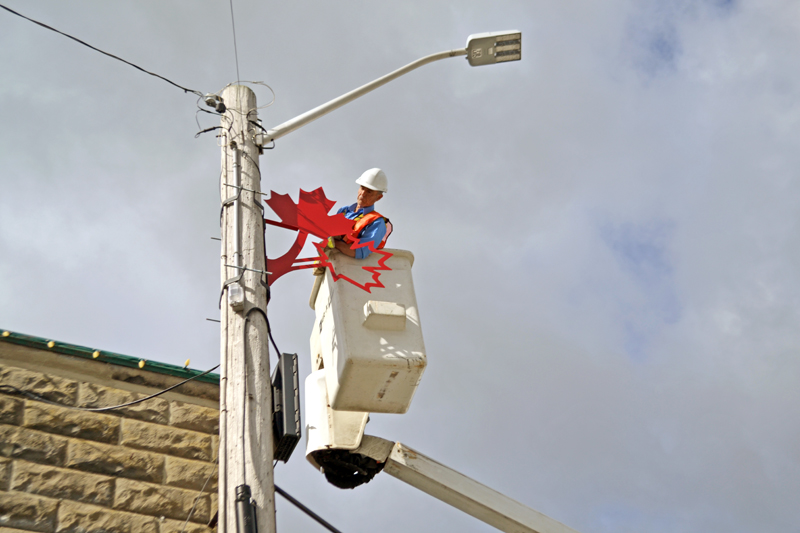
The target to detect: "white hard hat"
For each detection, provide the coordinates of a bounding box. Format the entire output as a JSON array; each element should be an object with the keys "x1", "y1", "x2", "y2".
[{"x1": 355, "y1": 168, "x2": 388, "y2": 193}]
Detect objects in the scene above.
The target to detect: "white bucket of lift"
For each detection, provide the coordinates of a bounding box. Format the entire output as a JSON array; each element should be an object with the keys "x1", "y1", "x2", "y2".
[
  {"x1": 304, "y1": 369, "x2": 369, "y2": 465},
  {"x1": 309, "y1": 249, "x2": 426, "y2": 414}
]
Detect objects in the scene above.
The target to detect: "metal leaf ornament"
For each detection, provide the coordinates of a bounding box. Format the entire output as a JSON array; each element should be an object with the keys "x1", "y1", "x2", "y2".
[
  {"x1": 264, "y1": 188, "x2": 392, "y2": 291},
  {"x1": 313, "y1": 239, "x2": 393, "y2": 293}
]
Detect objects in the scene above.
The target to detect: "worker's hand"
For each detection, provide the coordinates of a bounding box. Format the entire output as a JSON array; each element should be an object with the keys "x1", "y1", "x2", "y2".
[
  {"x1": 333, "y1": 238, "x2": 357, "y2": 258},
  {"x1": 326, "y1": 236, "x2": 335, "y2": 249}
]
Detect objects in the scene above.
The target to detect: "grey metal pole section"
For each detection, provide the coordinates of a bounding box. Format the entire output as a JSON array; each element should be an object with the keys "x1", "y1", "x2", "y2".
[{"x1": 219, "y1": 85, "x2": 276, "y2": 533}]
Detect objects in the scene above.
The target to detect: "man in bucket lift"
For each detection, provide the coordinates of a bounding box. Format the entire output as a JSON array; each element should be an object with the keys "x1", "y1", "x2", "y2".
[{"x1": 329, "y1": 168, "x2": 392, "y2": 258}]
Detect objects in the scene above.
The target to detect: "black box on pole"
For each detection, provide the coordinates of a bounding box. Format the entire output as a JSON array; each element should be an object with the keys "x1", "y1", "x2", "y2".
[{"x1": 272, "y1": 352, "x2": 301, "y2": 462}]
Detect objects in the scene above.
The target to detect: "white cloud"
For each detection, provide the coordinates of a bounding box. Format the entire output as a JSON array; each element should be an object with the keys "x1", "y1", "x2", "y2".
[{"x1": 2, "y1": 1, "x2": 799, "y2": 531}]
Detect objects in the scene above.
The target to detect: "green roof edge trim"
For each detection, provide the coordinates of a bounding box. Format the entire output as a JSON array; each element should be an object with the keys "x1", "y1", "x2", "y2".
[{"x1": 0, "y1": 329, "x2": 220, "y2": 385}]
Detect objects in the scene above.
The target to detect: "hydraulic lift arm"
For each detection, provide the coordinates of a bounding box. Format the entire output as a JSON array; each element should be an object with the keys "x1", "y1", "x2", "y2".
[{"x1": 356, "y1": 437, "x2": 581, "y2": 533}]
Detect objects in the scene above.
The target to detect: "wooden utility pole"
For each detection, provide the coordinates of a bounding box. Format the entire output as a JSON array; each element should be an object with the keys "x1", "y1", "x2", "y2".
[{"x1": 218, "y1": 85, "x2": 276, "y2": 533}]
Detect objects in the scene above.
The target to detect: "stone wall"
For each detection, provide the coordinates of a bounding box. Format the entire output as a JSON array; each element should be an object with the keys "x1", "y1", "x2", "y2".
[{"x1": 0, "y1": 338, "x2": 220, "y2": 533}]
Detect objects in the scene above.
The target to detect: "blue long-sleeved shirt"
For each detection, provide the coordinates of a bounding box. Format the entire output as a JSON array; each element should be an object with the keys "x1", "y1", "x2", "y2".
[{"x1": 337, "y1": 203, "x2": 387, "y2": 259}]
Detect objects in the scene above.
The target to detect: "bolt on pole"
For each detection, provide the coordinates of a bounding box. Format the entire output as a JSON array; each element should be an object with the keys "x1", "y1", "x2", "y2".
[{"x1": 218, "y1": 85, "x2": 276, "y2": 533}]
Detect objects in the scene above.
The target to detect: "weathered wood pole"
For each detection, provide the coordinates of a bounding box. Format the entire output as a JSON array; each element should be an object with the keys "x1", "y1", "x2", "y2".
[{"x1": 218, "y1": 85, "x2": 275, "y2": 533}]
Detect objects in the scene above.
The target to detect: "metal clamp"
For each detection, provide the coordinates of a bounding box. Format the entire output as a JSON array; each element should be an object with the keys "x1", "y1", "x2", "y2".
[
  {"x1": 225, "y1": 264, "x2": 272, "y2": 276},
  {"x1": 224, "y1": 183, "x2": 269, "y2": 197}
]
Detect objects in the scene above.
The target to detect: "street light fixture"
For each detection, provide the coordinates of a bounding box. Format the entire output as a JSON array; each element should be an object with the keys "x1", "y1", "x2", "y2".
[
  {"x1": 466, "y1": 30, "x2": 522, "y2": 66},
  {"x1": 262, "y1": 30, "x2": 522, "y2": 144}
]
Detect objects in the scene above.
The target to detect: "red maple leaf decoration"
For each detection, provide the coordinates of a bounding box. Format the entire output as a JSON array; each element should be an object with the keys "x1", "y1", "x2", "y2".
[
  {"x1": 313, "y1": 240, "x2": 393, "y2": 293},
  {"x1": 264, "y1": 187, "x2": 393, "y2": 291},
  {"x1": 265, "y1": 188, "x2": 352, "y2": 237}
]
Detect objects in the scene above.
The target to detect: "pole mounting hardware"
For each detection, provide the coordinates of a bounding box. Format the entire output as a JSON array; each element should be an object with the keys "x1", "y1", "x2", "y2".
[{"x1": 225, "y1": 264, "x2": 272, "y2": 276}]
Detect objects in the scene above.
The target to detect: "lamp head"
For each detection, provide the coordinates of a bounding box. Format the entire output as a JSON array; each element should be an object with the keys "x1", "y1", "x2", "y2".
[{"x1": 466, "y1": 31, "x2": 521, "y2": 66}]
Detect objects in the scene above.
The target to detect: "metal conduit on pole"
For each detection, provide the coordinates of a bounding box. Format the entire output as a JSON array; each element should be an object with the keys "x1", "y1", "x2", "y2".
[
  {"x1": 219, "y1": 85, "x2": 275, "y2": 533},
  {"x1": 233, "y1": 147, "x2": 243, "y2": 271}
]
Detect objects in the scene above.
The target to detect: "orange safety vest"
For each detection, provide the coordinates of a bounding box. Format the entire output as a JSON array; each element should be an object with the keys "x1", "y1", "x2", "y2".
[{"x1": 343, "y1": 211, "x2": 392, "y2": 249}]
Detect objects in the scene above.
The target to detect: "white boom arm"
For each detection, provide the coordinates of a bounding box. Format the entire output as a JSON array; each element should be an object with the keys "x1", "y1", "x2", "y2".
[{"x1": 356, "y1": 438, "x2": 580, "y2": 533}]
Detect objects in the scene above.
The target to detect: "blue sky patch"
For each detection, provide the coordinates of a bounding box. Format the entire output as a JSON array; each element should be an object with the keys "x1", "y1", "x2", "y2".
[{"x1": 601, "y1": 219, "x2": 682, "y2": 360}]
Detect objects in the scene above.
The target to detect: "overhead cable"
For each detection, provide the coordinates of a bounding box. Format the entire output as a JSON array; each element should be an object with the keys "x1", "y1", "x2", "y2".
[
  {"x1": 228, "y1": 0, "x2": 241, "y2": 85},
  {"x1": 274, "y1": 485, "x2": 344, "y2": 533},
  {"x1": 0, "y1": 364, "x2": 220, "y2": 412},
  {"x1": 180, "y1": 457, "x2": 219, "y2": 533},
  {"x1": 0, "y1": 3, "x2": 203, "y2": 97}
]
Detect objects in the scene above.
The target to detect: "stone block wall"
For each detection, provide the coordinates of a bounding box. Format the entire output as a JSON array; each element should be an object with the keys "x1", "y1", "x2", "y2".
[{"x1": 0, "y1": 341, "x2": 220, "y2": 533}]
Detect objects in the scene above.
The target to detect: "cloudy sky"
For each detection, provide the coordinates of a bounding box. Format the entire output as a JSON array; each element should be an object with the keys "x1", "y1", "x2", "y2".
[{"x1": 2, "y1": 1, "x2": 799, "y2": 532}]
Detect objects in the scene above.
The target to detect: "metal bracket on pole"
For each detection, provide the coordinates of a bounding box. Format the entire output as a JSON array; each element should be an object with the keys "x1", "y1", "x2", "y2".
[
  {"x1": 225, "y1": 264, "x2": 272, "y2": 276},
  {"x1": 225, "y1": 182, "x2": 270, "y2": 197}
]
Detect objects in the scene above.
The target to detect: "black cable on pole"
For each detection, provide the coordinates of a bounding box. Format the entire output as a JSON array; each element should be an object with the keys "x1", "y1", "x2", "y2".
[
  {"x1": 0, "y1": 3, "x2": 203, "y2": 97},
  {"x1": 240, "y1": 150, "x2": 263, "y2": 180},
  {"x1": 266, "y1": 316, "x2": 282, "y2": 357},
  {"x1": 195, "y1": 126, "x2": 223, "y2": 138},
  {"x1": 274, "y1": 485, "x2": 345, "y2": 533}
]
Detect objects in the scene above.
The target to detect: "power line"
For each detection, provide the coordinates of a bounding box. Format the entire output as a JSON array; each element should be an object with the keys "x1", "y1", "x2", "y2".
[
  {"x1": 228, "y1": 0, "x2": 241, "y2": 85},
  {"x1": 0, "y1": 3, "x2": 203, "y2": 97},
  {"x1": 181, "y1": 457, "x2": 219, "y2": 533},
  {"x1": 0, "y1": 364, "x2": 220, "y2": 412},
  {"x1": 274, "y1": 485, "x2": 345, "y2": 533}
]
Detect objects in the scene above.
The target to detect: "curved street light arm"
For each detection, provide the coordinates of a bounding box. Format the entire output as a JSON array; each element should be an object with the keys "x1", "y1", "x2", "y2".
[{"x1": 264, "y1": 48, "x2": 468, "y2": 143}]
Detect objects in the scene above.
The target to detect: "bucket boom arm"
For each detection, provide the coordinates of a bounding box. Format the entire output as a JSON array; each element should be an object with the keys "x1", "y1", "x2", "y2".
[{"x1": 355, "y1": 437, "x2": 580, "y2": 533}]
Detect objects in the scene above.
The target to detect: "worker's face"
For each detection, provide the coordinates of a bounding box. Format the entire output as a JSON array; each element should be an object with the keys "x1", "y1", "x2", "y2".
[{"x1": 356, "y1": 186, "x2": 383, "y2": 208}]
